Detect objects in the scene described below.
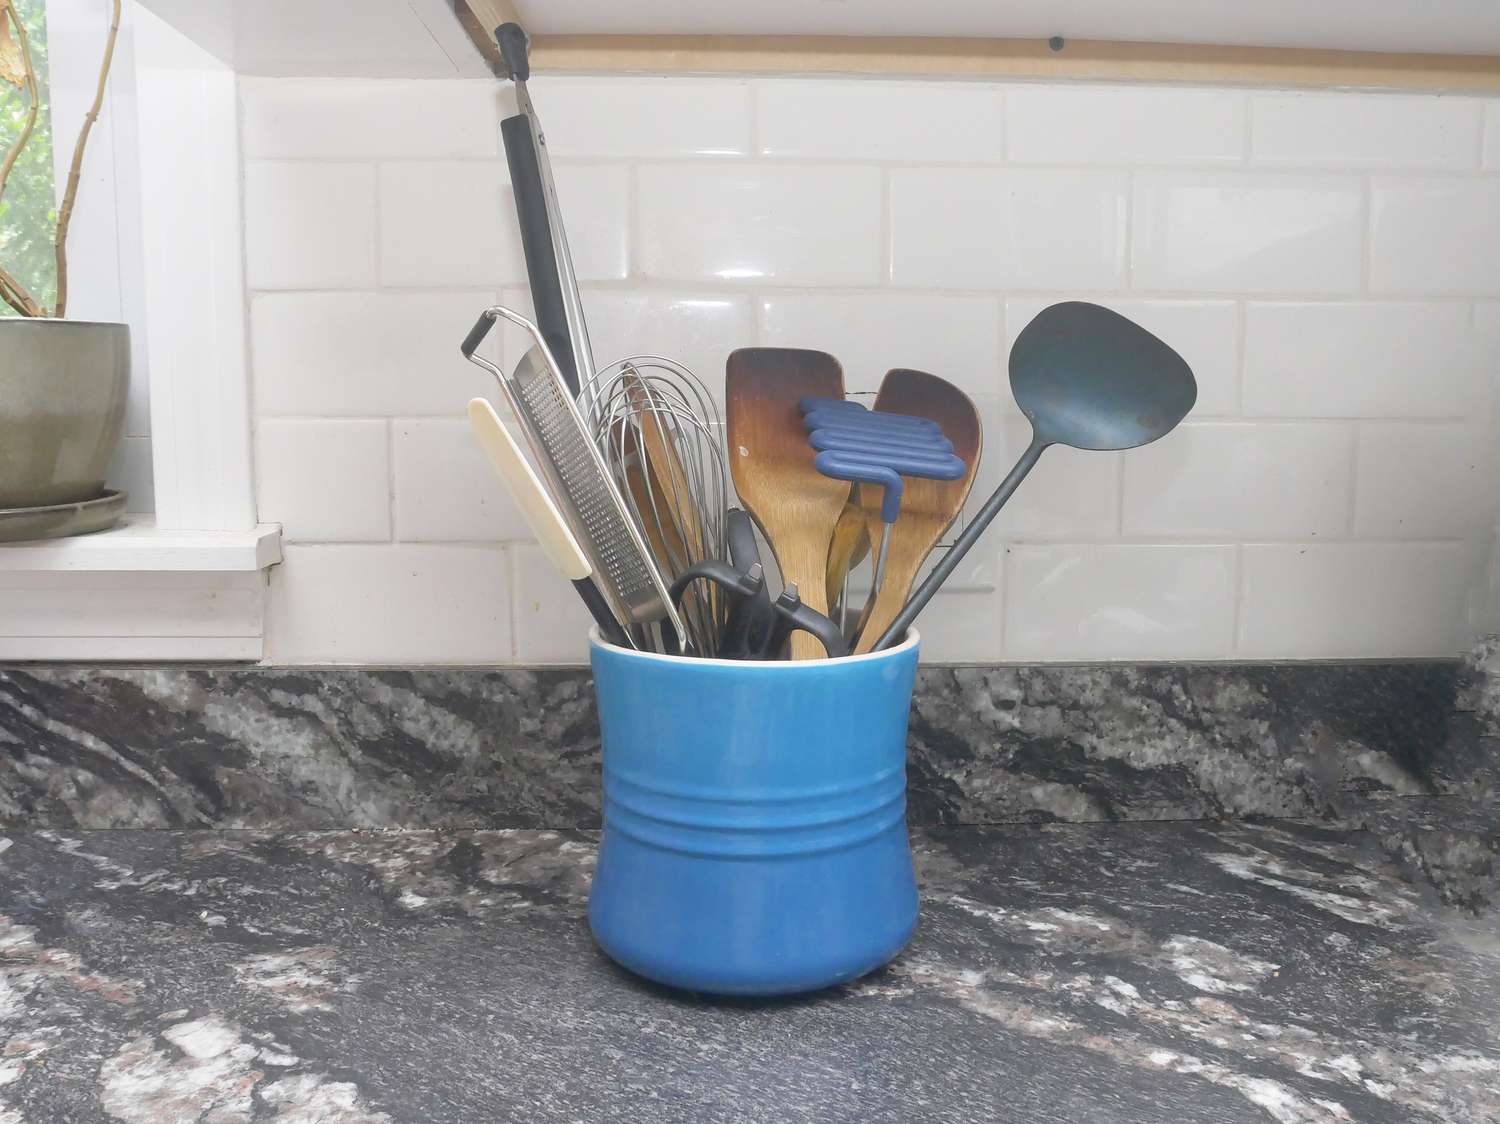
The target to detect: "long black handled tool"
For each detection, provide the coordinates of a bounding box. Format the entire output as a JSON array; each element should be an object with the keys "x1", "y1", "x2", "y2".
[
  {"x1": 873, "y1": 302, "x2": 1198, "y2": 651},
  {"x1": 720, "y1": 508, "x2": 775, "y2": 657},
  {"x1": 495, "y1": 23, "x2": 593, "y2": 397}
]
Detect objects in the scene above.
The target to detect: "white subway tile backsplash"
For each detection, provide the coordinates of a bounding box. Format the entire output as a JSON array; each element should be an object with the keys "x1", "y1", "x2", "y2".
[
  {"x1": 511, "y1": 544, "x2": 594, "y2": 664},
  {"x1": 982, "y1": 419, "x2": 1121, "y2": 540},
  {"x1": 1485, "y1": 105, "x2": 1500, "y2": 169},
  {"x1": 244, "y1": 162, "x2": 376, "y2": 290},
  {"x1": 242, "y1": 78, "x2": 500, "y2": 160},
  {"x1": 236, "y1": 75, "x2": 1500, "y2": 666},
  {"x1": 1354, "y1": 423, "x2": 1494, "y2": 539},
  {"x1": 758, "y1": 293, "x2": 1002, "y2": 399},
  {"x1": 1250, "y1": 93, "x2": 1482, "y2": 169},
  {"x1": 392, "y1": 418, "x2": 533, "y2": 542},
  {"x1": 758, "y1": 81, "x2": 1003, "y2": 162},
  {"x1": 1132, "y1": 172, "x2": 1363, "y2": 294},
  {"x1": 1122, "y1": 423, "x2": 1353, "y2": 538},
  {"x1": 255, "y1": 420, "x2": 391, "y2": 542},
  {"x1": 252, "y1": 292, "x2": 497, "y2": 416},
  {"x1": 890, "y1": 168, "x2": 1128, "y2": 290},
  {"x1": 1243, "y1": 302, "x2": 1481, "y2": 418},
  {"x1": 1238, "y1": 543, "x2": 1465, "y2": 657},
  {"x1": 909, "y1": 589, "x2": 1005, "y2": 663},
  {"x1": 1004, "y1": 544, "x2": 1237, "y2": 660},
  {"x1": 529, "y1": 77, "x2": 751, "y2": 158},
  {"x1": 267, "y1": 544, "x2": 512, "y2": 663},
  {"x1": 1005, "y1": 298, "x2": 1238, "y2": 416},
  {"x1": 551, "y1": 164, "x2": 629, "y2": 282},
  {"x1": 578, "y1": 290, "x2": 752, "y2": 388},
  {"x1": 1007, "y1": 85, "x2": 1243, "y2": 166},
  {"x1": 379, "y1": 162, "x2": 523, "y2": 287},
  {"x1": 1370, "y1": 177, "x2": 1500, "y2": 295},
  {"x1": 637, "y1": 165, "x2": 882, "y2": 285}
]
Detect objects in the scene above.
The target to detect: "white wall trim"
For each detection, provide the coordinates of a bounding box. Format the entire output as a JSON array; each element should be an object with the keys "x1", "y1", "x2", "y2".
[
  {"x1": 132, "y1": 4, "x2": 255, "y2": 531},
  {"x1": 0, "y1": 570, "x2": 265, "y2": 660}
]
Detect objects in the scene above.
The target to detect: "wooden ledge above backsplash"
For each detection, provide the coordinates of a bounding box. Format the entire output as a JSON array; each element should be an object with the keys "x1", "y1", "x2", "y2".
[
  {"x1": 525, "y1": 36, "x2": 1500, "y2": 93},
  {"x1": 455, "y1": 3, "x2": 1500, "y2": 95}
]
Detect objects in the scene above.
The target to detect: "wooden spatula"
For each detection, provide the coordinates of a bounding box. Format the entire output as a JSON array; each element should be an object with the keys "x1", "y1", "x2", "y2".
[
  {"x1": 726, "y1": 347, "x2": 850, "y2": 660},
  {"x1": 852, "y1": 369, "x2": 982, "y2": 654},
  {"x1": 623, "y1": 372, "x2": 708, "y2": 567}
]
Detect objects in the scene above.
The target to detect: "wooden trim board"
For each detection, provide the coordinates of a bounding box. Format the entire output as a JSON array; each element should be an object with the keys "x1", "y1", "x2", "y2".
[
  {"x1": 456, "y1": 27, "x2": 1500, "y2": 93},
  {"x1": 453, "y1": 0, "x2": 520, "y2": 70}
]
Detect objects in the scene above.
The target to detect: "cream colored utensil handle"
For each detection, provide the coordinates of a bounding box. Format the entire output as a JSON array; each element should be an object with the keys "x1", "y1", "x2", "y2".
[{"x1": 467, "y1": 397, "x2": 589, "y2": 581}]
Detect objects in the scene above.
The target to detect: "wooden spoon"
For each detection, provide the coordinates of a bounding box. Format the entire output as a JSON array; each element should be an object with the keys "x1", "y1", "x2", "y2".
[
  {"x1": 622, "y1": 372, "x2": 707, "y2": 567},
  {"x1": 726, "y1": 347, "x2": 849, "y2": 660},
  {"x1": 852, "y1": 369, "x2": 982, "y2": 654},
  {"x1": 611, "y1": 419, "x2": 715, "y2": 643}
]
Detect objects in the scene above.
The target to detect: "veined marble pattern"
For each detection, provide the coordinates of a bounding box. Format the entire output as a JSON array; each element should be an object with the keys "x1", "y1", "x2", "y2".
[
  {"x1": 0, "y1": 661, "x2": 1457, "y2": 831},
  {"x1": 1, "y1": 822, "x2": 1496, "y2": 1123}
]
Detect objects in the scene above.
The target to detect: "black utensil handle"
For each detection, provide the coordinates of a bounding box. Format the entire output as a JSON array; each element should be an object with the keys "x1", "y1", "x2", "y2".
[
  {"x1": 873, "y1": 439, "x2": 1047, "y2": 652},
  {"x1": 459, "y1": 310, "x2": 495, "y2": 358},
  {"x1": 721, "y1": 514, "x2": 772, "y2": 658},
  {"x1": 500, "y1": 114, "x2": 579, "y2": 395},
  {"x1": 573, "y1": 578, "x2": 628, "y2": 647},
  {"x1": 669, "y1": 560, "x2": 763, "y2": 606},
  {"x1": 724, "y1": 506, "x2": 774, "y2": 619},
  {"x1": 775, "y1": 600, "x2": 849, "y2": 659},
  {"x1": 496, "y1": 23, "x2": 529, "y2": 81},
  {"x1": 725, "y1": 508, "x2": 761, "y2": 569}
]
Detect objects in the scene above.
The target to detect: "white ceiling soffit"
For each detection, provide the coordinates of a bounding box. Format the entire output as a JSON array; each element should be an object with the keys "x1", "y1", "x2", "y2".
[
  {"x1": 523, "y1": 0, "x2": 1500, "y2": 57},
  {"x1": 133, "y1": 0, "x2": 494, "y2": 78},
  {"x1": 136, "y1": 0, "x2": 1500, "y2": 78}
]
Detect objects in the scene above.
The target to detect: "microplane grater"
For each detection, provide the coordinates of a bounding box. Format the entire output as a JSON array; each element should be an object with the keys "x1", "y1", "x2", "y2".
[
  {"x1": 511, "y1": 349, "x2": 663, "y2": 612},
  {"x1": 463, "y1": 306, "x2": 685, "y2": 649}
]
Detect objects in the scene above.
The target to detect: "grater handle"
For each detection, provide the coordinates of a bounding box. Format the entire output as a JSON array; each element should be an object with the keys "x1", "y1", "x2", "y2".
[{"x1": 460, "y1": 310, "x2": 496, "y2": 359}]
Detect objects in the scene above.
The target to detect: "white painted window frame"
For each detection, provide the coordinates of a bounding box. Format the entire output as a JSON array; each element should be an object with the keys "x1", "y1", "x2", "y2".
[{"x1": 0, "y1": 0, "x2": 279, "y2": 660}]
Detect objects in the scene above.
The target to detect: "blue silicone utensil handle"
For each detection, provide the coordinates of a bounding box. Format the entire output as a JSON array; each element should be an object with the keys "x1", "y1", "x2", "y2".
[
  {"x1": 800, "y1": 397, "x2": 940, "y2": 428},
  {"x1": 814, "y1": 451, "x2": 904, "y2": 523},
  {"x1": 808, "y1": 424, "x2": 956, "y2": 458},
  {"x1": 802, "y1": 406, "x2": 943, "y2": 436}
]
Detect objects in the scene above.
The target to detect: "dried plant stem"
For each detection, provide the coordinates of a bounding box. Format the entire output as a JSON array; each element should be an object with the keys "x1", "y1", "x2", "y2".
[
  {"x1": 0, "y1": 261, "x2": 43, "y2": 316},
  {"x1": 53, "y1": 0, "x2": 120, "y2": 319}
]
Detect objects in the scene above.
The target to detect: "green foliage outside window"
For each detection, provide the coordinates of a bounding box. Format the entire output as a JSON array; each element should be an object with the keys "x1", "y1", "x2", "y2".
[{"x1": 0, "y1": 0, "x2": 54, "y2": 317}]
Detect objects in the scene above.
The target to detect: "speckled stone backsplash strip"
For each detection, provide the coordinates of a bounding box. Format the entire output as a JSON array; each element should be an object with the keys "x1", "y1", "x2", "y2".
[{"x1": 0, "y1": 660, "x2": 1467, "y2": 831}]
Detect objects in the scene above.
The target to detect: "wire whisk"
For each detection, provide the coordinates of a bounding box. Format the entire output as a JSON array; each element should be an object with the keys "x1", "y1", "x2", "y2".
[{"x1": 583, "y1": 357, "x2": 730, "y2": 655}]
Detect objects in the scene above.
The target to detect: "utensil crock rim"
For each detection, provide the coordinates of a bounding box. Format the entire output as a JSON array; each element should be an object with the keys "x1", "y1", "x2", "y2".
[{"x1": 588, "y1": 626, "x2": 919, "y2": 667}]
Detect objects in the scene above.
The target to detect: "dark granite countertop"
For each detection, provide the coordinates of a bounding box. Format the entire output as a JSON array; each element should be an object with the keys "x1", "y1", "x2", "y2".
[{"x1": 3, "y1": 818, "x2": 1498, "y2": 1124}]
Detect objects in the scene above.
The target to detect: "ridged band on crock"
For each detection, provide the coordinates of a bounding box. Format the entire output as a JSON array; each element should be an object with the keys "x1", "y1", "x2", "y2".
[{"x1": 601, "y1": 767, "x2": 909, "y2": 857}]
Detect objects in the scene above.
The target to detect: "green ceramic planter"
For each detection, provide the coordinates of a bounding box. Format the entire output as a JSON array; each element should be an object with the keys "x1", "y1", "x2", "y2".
[{"x1": 0, "y1": 318, "x2": 130, "y2": 511}]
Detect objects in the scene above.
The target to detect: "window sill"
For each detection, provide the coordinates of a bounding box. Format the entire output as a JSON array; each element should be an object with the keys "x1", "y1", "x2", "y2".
[
  {"x1": 0, "y1": 515, "x2": 282, "y2": 572},
  {"x1": 0, "y1": 517, "x2": 282, "y2": 662}
]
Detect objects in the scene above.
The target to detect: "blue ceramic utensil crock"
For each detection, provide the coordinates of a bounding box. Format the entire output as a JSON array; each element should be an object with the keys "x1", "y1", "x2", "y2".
[{"x1": 587, "y1": 629, "x2": 921, "y2": 996}]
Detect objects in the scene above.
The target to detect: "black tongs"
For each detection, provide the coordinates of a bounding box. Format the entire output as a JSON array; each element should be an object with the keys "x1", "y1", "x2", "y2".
[
  {"x1": 495, "y1": 23, "x2": 593, "y2": 398},
  {"x1": 669, "y1": 510, "x2": 848, "y2": 660}
]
